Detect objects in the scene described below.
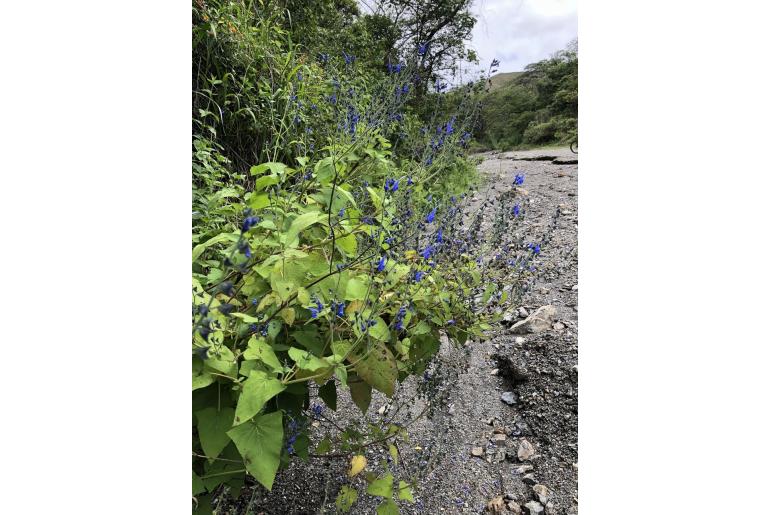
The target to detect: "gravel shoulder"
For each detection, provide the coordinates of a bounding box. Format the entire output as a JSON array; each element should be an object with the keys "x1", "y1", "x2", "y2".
[{"x1": 225, "y1": 148, "x2": 578, "y2": 515}]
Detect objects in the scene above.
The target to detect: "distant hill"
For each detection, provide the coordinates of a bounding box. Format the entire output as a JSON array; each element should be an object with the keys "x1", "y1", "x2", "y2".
[
  {"x1": 487, "y1": 71, "x2": 523, "y2": 91},
  {"x1": 474, "y1": 47, "x2": 577, "y2": 151}
]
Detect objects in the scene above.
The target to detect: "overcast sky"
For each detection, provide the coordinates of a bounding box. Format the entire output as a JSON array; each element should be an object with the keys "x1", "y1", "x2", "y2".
[{"x1": 468, "y1": 0, "x2": 577, "y2": 75}]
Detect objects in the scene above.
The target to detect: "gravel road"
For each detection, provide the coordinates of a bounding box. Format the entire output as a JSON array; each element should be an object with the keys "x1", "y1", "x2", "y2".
[{"x1": 221, "y1": 147, "x2": 578, "y2": 515}]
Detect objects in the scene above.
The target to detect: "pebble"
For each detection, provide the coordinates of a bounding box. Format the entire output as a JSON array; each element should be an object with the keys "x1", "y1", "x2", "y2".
[
  {"x1": 514, "y1": 336, "x2": 526, "y2": 345},
  {"x1": 501, "y1": 391, "x2": 518, "y2": 405},
  {"x1": 518, "y1": 307, "x2": 529, "y2": 317},
  {"x1": 507, "y1": 501, "x2": 522, "y2": 514},
  {"x1": 509, "y1": 305, "x2": 557, "y2": 334},
  {"x1": 490, "y1": 368, "x2": 499, "y2": 375},
  {"x1": 522, "y1": 473, "x2": 537, "y2": 485},
  {"x1": 553, "y1": 322, "x2": 565, "y2": 331},
  {"x1": 493, "y1": 433, "x2": 507, "y2": 442},
  {"x1": 523, "y1": 500, "x2": 544, "y2": 514},
  {"x1": 518, "y1": 439, "x2": 535, "y2": 460},
  {"x1": 532, "y1": 485, "x2": 550, "y2": 504},
  {"x1": 471, "y1": 446, "x2": 485, "y2": 457}
]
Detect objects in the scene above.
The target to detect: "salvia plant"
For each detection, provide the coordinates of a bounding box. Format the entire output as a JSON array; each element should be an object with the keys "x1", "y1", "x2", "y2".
[{"x1": 191, "y1": 2, "x2": 539, "y2": 513}]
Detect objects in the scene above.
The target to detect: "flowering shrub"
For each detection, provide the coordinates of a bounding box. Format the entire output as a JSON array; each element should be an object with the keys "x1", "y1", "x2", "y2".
[{"x1": 191, "y1": 2, "x2": 534, "y2": 513}]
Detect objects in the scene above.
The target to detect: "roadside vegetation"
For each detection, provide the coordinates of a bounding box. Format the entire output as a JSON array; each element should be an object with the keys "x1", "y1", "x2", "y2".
[{"x1": 192, "y1": 1, "x2": 547, "y2": 513}]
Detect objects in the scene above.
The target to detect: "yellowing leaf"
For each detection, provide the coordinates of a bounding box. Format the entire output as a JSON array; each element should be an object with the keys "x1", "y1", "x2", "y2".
[
  {"x1": 279, "y1": 307, "x2": 295, "y2": 326},
  {"x1": 348, "y1": 455, "x2": 367, "y2": 477}
]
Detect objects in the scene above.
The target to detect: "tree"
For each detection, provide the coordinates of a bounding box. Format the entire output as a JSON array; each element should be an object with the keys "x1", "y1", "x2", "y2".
[{"x1": 362, "y1": 0, "x2": 477, "y2": 90}]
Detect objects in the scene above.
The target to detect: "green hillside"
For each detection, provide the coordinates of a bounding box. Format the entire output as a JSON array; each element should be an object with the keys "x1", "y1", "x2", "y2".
[{"x1": 474, "y1": 42, "x2": 577, "y2": 150}]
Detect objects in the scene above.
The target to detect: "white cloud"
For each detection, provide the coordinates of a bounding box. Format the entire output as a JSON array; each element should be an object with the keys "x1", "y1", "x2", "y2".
[{"x1": 468, "y1": 0, "x2": 577, "y2": 75}]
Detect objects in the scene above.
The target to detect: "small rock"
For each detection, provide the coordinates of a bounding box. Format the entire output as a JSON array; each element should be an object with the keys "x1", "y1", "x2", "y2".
[
  {"x1": 501, "y1": 391, "x2": 518, "y2": 405},
  {"x1": 532, "y1": 485, "x2": 550, "y2": 504},
  {"x1": 507, "y1": 501, "x2": 522, "y2": 514},
  {"x1": 509, "y1": 305, "x2": 557, "y2": 334},
  {"x1": 377, "y1": 405, "x2": 386, "y2": 415},
  {"x1": 553, "y1": 322, "x2": 565, "y2": 331},
  {"x1": 571, "y1": 284, "x2": 578, "y2": 291},
  {"x1": 490, "y1": 368, "x2": 499, "y2": 375},
  {"x1": 514, "y1": 336, "x2": 526, "y2": 345},
  {"x1": 522, "y1": 473, "x2": 537, "y2": 485},
  {"x1": 486, "y1": 495, "x2": 505, "y2": 514},
  {"x1": 518, "y1": 439, "x2": 535, "y2": 461},
  {"x1": 504, "y1": 493, "x2": 516, "y2": 501},
  {"x1": 518, "y1": 307, "x2": 529, "y2": 318},
  {"x1": 493, "y1": 433, "x2": 507, "y2": 442},
  {"x1": 472, "y1": 446, "x2": 485, "y2": 457},
  {"x1": 523, "y1": 500, "x2": 544, "y2": 514}
]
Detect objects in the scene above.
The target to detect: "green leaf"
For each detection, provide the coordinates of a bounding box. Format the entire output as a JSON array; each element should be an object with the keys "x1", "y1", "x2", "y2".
[
  {"x1": 192, "y1": 233, "x2": 238, "y2": 262},
  {"x1": 367, "y1": 473, "x2": 393, "y2": 497},
  {"x1": 288, "y1": 347, "x2": 329, "y2": 372},
  {"x1": 318, "y1": 380, "x2": 337, "y2": 410},
  {"x1": 192, "y1": 471, "x2": 205, "y2": 496},
  {"x1": 233, "y1": 370, "x2": 285, "y2": 426},
  {"x1": 283, "y1": 211, "x2": 325, "y2": 246},
  {"x1": 196, "y1": 407, "x2": 235, "y2": 460},
  {"x1": 397, "y1": 481, "x2": 414, "y2": 502},
  {"x1": 193, "y1": 357, "x2": 215, "y2": 391},
  {"x1": 243, "y1": 336, "x2": 283, "y2": 373},
  {"x1": 344, "y1": 277, "x2": 369, "y2": 301},
  {"x1": 250, "y1": 162, "x2": 289, "y2": 176},
  {"x1": 226, "y1": 411, "x2": 283, "y2": 490},
  {"x1": 204, "y1": 345, "x2": 237, "y2": 378},
  {"x1": 335, "y1": 485, "x2": 358, "y2": 513},
  {"x1": 335, "y1": 233, "x2": 357, "y2": 257},
  {"x1": 349, "y1": 341, "x2": 397, "y2": 397},
  {"x1": 388, "y1": 444, "x2": 399, "y2": 465},
  {"x1": 367, "y1": 317, "x2": 391, "y2": 342},
  {"x1": 253, "y1": 174, "x2": 279, "y2": 191},
  {"x1": 349, "y1": 376, "x2": 371, "y2": 413},
  {"x1": 376, "y1": 499, "x2": 399, "y2": 515},
  {"x1": 315, "y1": 436, "x2": 331, "y2": 454},
  {"x1": 247, "y1": 192, "x2": 270, "y2": 210}
]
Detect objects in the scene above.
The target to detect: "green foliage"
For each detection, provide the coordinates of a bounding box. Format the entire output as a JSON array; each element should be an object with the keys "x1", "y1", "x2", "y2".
[
  {"x1": 474, "y1": 40, "x2": 578, "y2": 150},
  {"x1": 191, "y1": 1, "x2": 518, "y2": 513}
]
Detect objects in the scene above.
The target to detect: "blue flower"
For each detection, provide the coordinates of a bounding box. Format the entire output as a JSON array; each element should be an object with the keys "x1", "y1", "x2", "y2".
[
  {"x1": 336, "y1": 302, "x2": 345, "y2": 317},
  {"x1": 533, "y1": 244, "x2": 541, "y2": 255},
  {"x1": 318, "y1": 53, "x2": 329, "y2": 64},
  {"x1": 338, "y1": 208, "x2": 345, "y2": 218},
  {"x1": 425, "y1": 208, "x2": 436, "y2": 223},
  {"x1": 407, "y1": 176, "x2": 414, "y2": 186},
  {"x1": 513, "y1": 174, "x2": 525, "y2": 186},
  {"x1": 343, "y1": 52, "x2": 355, "y2": 65},
  {"x1": 311, "y1": 403, "x2": 323, "y2": 418},
  {"x1": 414, "y1": 270, "x2": 424, "y2": 282},
  {"x1": 447, "y1": 319, "x2": 455, "y2": 325},
  {"x1": 218, "y1": 303, "x2": 235, "y2": 316},
  {"x1": 377, "y1": 256, "x2": 387, "y2": 272},
  {"x1": 418, "y1": 42, "x2": 428, "y2": 55},
  {"x1": 402, "y1": 84, "x2": 409, "y2": 94},
  {"x1": 297, "y1": 71, "x2": 303, "y2": 81},
  {"x1": 436, "y1": 228, "x2": 443, "y2": 243},
  {"x1": 328, "y1": 93, "x2": 337, "y2": 105},
  {"x1": 420, "y1": 246, "x2": 433, "y2": 260},
  {"x1": 513, "y1": 204, "x2": 520, "y2": 217},
  {"x1": 446, "y1": 116, "x2": 455, "y2": 135},
  {"x1": 241, "y1": 216, "x2": 260, "y2": 233},
  {"x1": 384, "y1": 178, "x2": 399, "y2": 193},
  {"x1": 309, "y1": 299, "x2": 324, "y2": 318},
  {"x1": 426, "y1": 156, "x2": 433, "y2": 165},
  {"x1": 219, "y1": 281, "x2": 234, "y2": 296}
]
